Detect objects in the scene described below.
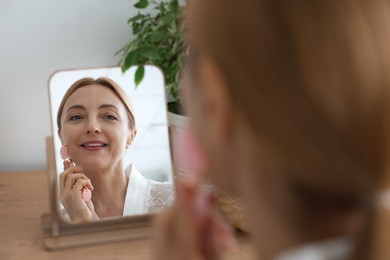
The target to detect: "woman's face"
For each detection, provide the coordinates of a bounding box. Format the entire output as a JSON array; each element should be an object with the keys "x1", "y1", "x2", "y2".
[
  {"x1": 183, "y1": 54, "x2": 239, "y2": 194},
  {"x1": 58, "y1": 85, "x2": 133, "y2": 172}
]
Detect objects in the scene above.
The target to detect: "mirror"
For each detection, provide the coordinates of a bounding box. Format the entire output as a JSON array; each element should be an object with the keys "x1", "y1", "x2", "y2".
[{"x1": 48, "y1": 66, "x2": 174, "y2": 223}]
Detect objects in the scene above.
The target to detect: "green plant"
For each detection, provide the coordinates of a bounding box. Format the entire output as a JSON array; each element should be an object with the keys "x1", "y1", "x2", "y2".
[{"x1": 118, "y1": 0, "x2": 185, "y2": 114}]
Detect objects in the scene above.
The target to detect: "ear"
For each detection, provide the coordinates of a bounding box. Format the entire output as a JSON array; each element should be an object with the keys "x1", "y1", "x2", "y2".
[
  {"x1": 197, "y1": 57, "x2": 233, "y2": 142},
  {"x1": 188, "y1": 57, "x2": 238, "y2": 193},
  {"x1": 126, "y1": 130, "x2": 137, "y2": 148}
]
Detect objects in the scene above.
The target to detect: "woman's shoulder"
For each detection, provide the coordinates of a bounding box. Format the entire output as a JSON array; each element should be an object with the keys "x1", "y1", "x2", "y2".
[
  {"x1": 125, "y1": 164, "x2": 172, "y2": 187},
  {"x1": 125, "y1": 164, "x2": 148, "y2": 184},
  {"x1": 145, "y1": 180, "x2": 175, "y2": 214},
  {"x1": 123, "y1": 164, "x2": 175, "y2": 214}
]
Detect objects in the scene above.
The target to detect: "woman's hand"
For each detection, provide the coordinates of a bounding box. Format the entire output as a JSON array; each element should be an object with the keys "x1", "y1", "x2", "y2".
[
  {"x1": 59, "y1": 161, "x2": 95, "y2": 222},
  {"x1": 154, "y1": 179, "x2": 236, "y2": 260}
]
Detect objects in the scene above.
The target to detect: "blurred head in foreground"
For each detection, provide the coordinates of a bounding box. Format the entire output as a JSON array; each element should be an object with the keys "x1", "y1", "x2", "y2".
[{"x1": 185, "y1": 0, "x2": 390, "y2": 258}]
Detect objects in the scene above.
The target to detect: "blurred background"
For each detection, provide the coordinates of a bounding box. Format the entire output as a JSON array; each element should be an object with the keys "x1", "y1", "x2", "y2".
[{"x1": 0, "y1": 0, "x2": 140, "y2": 171}]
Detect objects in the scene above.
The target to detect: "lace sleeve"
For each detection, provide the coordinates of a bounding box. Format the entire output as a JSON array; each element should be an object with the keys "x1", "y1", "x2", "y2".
[{"x1": 146, "y1": 181, "x2": 175, "y2": 214}]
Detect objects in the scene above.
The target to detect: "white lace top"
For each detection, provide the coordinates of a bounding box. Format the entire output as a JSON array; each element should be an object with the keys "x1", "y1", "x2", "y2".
[
  {"x1": 61, "y1": 164, "x2": 174, "y2": 220},
  {"x1": 123, "y1": 164, "x2": 174, "y2": 215}
]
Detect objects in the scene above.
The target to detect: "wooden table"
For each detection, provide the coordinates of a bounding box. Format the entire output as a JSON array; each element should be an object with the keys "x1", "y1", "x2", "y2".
[{"x1": 0, "y1": 171, "x2": 255, "y2": 260}]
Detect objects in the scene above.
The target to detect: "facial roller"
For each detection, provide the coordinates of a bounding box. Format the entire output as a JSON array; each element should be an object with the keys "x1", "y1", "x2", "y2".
[{"x1": 60, "y1": 144, "x2": 92, "y2": 202}]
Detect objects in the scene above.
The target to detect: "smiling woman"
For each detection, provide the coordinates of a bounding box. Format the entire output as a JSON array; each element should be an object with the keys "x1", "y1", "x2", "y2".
[{"x1": 52, "y1": 72, "x2": 174, "y2": 222}]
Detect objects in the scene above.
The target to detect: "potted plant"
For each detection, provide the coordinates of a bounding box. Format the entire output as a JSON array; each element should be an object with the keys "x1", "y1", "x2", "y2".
[
  {"x1": 118, "y1": 0, "x2": 189, "y2": 172},
  {"x1": 118, "y1": 0, "x2": 186, "y2": 113}
]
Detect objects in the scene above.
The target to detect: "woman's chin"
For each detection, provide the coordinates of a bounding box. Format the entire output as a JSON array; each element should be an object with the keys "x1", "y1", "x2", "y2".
[{"x1": 76, "y1": 160, "x2": 109, "y2": 172}]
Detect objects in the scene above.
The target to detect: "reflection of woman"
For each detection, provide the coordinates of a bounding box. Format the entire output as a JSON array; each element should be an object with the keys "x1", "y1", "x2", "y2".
[
  {"x1": 57, "y1": 77, "x2": 173, "y2": 221},
  {"x1": 156, "y1": 1, "x2": 390, "y2": 259}
]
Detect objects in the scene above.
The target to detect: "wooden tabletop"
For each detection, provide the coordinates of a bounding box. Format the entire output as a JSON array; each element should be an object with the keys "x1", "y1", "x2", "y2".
[{"x1": 0, "y1": 170, "x2": 255, "y2": 260}]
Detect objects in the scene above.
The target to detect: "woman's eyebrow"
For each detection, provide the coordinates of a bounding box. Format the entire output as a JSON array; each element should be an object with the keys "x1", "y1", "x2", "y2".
[
  {"x1": 67, "y1": 105, "x2": 85, "y2": 112},
  {"x1": 99, "y1": 104, "x2": 119, "y2": 111}
]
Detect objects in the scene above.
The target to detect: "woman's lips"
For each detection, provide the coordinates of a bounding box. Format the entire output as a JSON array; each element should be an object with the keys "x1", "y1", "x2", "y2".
[{"x1": 80, "y1": 141, "x2": 108, "y2": 151}]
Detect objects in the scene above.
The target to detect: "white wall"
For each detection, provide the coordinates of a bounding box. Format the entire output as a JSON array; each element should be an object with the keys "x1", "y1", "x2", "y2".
[{"x1": 0, "y1": 0, "x2": 139, "y2": 172}]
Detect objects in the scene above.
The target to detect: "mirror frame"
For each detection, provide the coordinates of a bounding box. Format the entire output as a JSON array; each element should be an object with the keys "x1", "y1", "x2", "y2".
[{"x1": 41, "y1": 66, "x2": 172, "y2": 250}]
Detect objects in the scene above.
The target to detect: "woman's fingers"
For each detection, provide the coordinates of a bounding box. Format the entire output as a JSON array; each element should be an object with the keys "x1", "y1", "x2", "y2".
[
  {"x1": 201, "y1": 215, "x2": 221, "y2": 260},
  {"x1": 72, "y1": 178, "x2": 93, "y2": 193},
  {"x1": 59, "y1": 166, "x2": 93, "y2": 203},
  {"x1": 214, "y1": 216, "x2": 236, "y2": 251},
  {"x1": 201, "y1": 212, "x2": 236, "y2": 259},
  {"x1": 64, "y1": 173, "x2": 86, "y2": 188},
  {"x1": 155, "y1": 203, "x2": 199, "y2": 260},
  {"x1": 65, "y1": 173, "x2": 93, "y2": 191},
  {"x1": 155, "y1": 179, "x2": 229, "y2": 260},
  {"x1": 85, "y1": 199, "x2": 95, "y2": 213},
  {"x1": 154, "y1": 182, "x2": 198, "y2": 260},
  {"x1": 63, "y1": 160, "x2": 71, "y2": 170},
  {"x1": 59, "y1": 166, "x2": 82, "y2": 192},
  {"x1": 180, "y1": 183, "x2": 223, "y2": 260},
  {"x1": 58, "y1": 166, "x2": 96, "y2": 222}
]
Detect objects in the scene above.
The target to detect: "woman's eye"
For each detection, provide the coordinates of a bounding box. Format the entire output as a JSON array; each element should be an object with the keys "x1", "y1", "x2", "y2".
[
  {"x1": 69, "y1": 115, "x2": 83, "y2": 121},
  {"x1": 103, "y1": 114, "x2": 117, "y2": 121}
]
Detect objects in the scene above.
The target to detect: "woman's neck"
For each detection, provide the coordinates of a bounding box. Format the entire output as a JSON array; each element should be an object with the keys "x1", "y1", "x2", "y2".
[
  {"x1": 235, "y1": 126, "x2": 366, "y2": 259},
  {"x1": 83, "y1": 164, "x2": 128, "y2": 218}
]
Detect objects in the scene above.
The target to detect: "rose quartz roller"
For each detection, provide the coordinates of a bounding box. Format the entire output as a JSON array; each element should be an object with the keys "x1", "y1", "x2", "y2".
[
  {"x1": 60, "y1": 144, "x2": 72, "y2": 162},
  {"x1": 60, "y1": 144, "x2": 92, "y2": 202},
  {"x1": 82, "y1": 188, "x2": 92, "y2": 202}
]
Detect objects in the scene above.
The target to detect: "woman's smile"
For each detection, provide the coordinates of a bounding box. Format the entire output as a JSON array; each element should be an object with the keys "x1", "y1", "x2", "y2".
[{"x1": 80, "y1": 140, "x2": 108, "y2": 151}]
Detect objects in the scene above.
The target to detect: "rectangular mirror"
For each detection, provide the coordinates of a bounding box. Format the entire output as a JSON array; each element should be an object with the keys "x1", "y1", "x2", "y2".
[{"x1": 42, "y1": 66, "x2": 174, "y2": 249}]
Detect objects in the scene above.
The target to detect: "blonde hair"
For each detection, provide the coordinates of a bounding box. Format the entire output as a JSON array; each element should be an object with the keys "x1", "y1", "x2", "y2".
[
  {"x1": 57, "y1": 77, "x2": 136, "y2": 131},
  {"x1": 188, "y1": 0, "x2": 390, "y2": 257},
  {"x1": 189, "y1": 0, "x2": 390, "y2": 195}
]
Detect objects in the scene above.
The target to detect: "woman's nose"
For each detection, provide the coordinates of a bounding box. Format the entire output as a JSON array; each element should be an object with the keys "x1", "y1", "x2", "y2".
[
  {"x1": 84, "y1": 120, "x2": 101, "y2": 134},
  {"x1": 85, "y1": 128, "x2": 101, "y2": 134}
]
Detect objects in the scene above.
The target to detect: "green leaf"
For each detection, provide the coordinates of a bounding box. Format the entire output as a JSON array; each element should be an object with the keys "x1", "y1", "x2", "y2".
[
  {"x1": 156, "y1": 1, "x2": 167, "y2": 12},
  {"x1": 128, "y1": 13, "x2": 143, "y2": 24},
  {"x1": 118, "y1": 0, "x2": 184, "y2": 103},
  {"x1": 134, "y1": 0, "x2": 149, "y2": 9},
  {"x1": 149, "y1": 31, "x2": 166, "y2": 43},
  {"x1": 122, "y1": 50, "x2": 139, "y2": 72},
  {"x1": 140, "y1": 46, "x2": 161, "y2": 60},
  {"x1": 169, "y1": 0, "x2": 179, "y2": 14},
  {"x1": 132, "y1": 23, "x2": 141, "y2": 35},
  {"x1": 160, "y1": 13, "x2": 175, "y2": 26},
  {"x1": 135, "y1": 66, "x2": 145, "y2": 87}
]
